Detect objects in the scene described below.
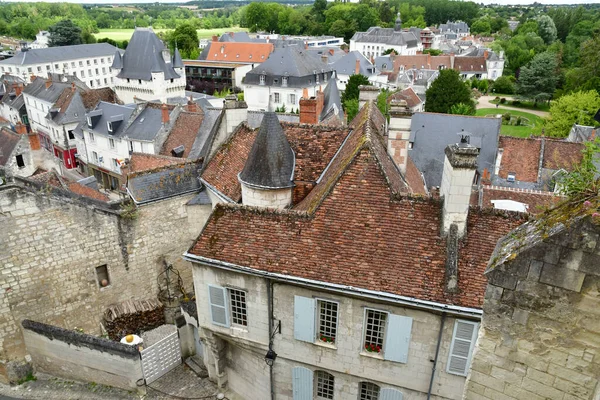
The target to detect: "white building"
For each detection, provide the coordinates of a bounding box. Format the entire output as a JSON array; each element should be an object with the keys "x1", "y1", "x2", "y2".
[
  {"x1": 243, "y1": 46, "x2": 334, "y2": 112},
  {"x1": 111, "y1": 28, "x2": 186, "y2": 104},
  {"x1": 350, "y1": 14, "x2": 422, "y2": 59},
  {"x1": 0, "y1": 126, "x2": 35, "y2": 177},
  {"x1": 0, "y1": 43, "x2": 118, "y2": 89},
  {"x1": 30, "y1": 31, "x2": 50, "y2": 49},
  {"x1": 331, "y1": 51, "x2": 378, "y2": 92}
]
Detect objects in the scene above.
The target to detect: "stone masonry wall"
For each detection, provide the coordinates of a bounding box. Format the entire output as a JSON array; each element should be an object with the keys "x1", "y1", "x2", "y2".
[
  {"x1": 0, "y1": 182, "x2": 208, "y2": 371},
  {"x1": 463, "y1": 218, "x2": 600, "y2": 400}
]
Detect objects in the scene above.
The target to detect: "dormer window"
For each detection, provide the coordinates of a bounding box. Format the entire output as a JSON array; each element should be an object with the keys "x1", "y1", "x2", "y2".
[
  {"x1": 282, "y1": 76, "x2": 288, "y2": 87},
  {"x1": 260, "y1": 75, "x2": 265, "y2": 85},
  {"x1": 507, "y1": 173, "x2": 516, "y2": 183},
  {"x1": 107, "y1": 121, "x2": 113, "y2": 132},
  {"x1": 87, "y1": 117, "x2": 92, "y2": 127}
]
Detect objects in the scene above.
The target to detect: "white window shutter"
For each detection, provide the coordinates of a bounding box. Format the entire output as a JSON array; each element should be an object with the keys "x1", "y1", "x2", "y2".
[
  {"x1": 447, "y1": 319, "x2": 479, "y2": 376},
  {"x1": 383, "y1": 314, "x2": 412, "y2": 363},
  {"x1": 380, "y1": 387, "x2": 404, "y2": 400},
  {"x1": 207, "y1": 284, "x2": 229, "y2": 327},
  {"x1": 292, "y1": 366, "x2": 313, "y2": 400},
  {"x1": 293, "y1": 296, "x2": 315, "y2": 342}
]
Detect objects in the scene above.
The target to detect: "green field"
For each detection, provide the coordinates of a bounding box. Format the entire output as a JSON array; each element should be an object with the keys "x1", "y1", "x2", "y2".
[
  {"x1": 475, "y1": 108, "x2": 546, "y2": 138},
  {"x1": 94, "y1": 27, "x2": 246, "y2": 42}
]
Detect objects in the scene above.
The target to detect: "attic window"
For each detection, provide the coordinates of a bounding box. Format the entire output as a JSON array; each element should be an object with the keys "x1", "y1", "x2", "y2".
[
  {"x1": 507, "y1": 173, "x2": 516, "y2": 183},
  {"x1": 260, "y1": 75, "x2": 265, "y2": 85},
  {"x1": 282, "y1": 77, "x2": 288, "y2": 87},
  {"x1": 107, "y1": 121, "x2": 113, "y2": 132},
  {"x1": 87, "y1": 117, "x2": 92, "y2": 127}
]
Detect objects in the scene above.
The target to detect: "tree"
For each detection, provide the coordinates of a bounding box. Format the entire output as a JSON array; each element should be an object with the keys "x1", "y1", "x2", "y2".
[
  {"x1": 449, "y1": 103, "x2": 475, "y2": 115},
  {"x1": 545, "y1": 91, "x2": 600, "y2": 138},
  {"x1": 537, "y1": 15, "x2": 557, "y2": 44},
  {"x1": 49, "y1": 20, "x2": 82, "y2": 47},
  {"x1": 376, "y1": 89, "x2": 390, "y2": 118},
  {"x1": 341, "y1": 74, "x2": 371, "y2": 104},
  {"x1": 517, "y1": 52, "x2": 558, "y2": 105},
  {"x1": 423, "y1": 48, "x2": 443, "y2": 56},
  {"x1": 471, "y1": 18, "x2": 492, "y2": 36},
  {"x1": 491, "y1": 76, "x2": 516, "y2": 94},
  {"x1": 168, "y1": 23, "x2": 199, "y2": 58},
  {"x1": 425, "y1": 69, "x2": 474, "y2": 114},
  {"x1": 343, "y1": 99, "x2": 359, "y2": 123}
]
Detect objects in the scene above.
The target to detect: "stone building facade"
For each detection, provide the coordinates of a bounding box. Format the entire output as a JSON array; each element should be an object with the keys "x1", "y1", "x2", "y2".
[
  {"x1": 463, "y1": 207, "x2": 600, "y2": 399},
  {"x1": 0, "y1": 173, "x2": 211, "y2": 380}
]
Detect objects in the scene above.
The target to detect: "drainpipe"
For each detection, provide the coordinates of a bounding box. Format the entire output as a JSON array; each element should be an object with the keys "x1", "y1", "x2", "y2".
[
  {"x1": 427, "y1": 312, "x2": 446, "y2": 400},
  {"x1": 266, "y1": 278, "x2": 275, "y2": 400}
]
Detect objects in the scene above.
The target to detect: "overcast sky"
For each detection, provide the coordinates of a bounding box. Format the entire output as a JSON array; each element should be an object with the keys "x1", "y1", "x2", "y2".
[{"x1": 6, "y1": 0, "x2": 600, "y2": 4}]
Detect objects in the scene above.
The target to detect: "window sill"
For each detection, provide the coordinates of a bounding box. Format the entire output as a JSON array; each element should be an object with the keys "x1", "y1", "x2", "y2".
[
  {"x1": 314, "y1": 341, "x2": 337, "y2": 350},
  {"x1": 231, "y1": 325, "x2": 248, "y2": 334},
  {"x1": 360, "y1": 351, "x2": 384, "y2": 360}
]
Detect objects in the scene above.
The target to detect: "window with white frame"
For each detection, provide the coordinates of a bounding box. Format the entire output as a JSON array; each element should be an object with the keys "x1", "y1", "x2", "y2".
[
  {"x1": 289, "y1": 94, "x2": 296, "y2": 105},
  {"x1": 447, "y1": 320, "x2": 478, "y2": 376},
  {"x1": 359, "y1": 382, "x2": 380, "y2": 400},
  {"x1": 315, "y1": 370, "x2": 334, "y2": 400},
  {"x1": 109, "y1": 138, "x2": 115, "y2": 149},
  {"x1": 282, "y1": 76, "x2": 288, "y2": 87},
  {"x1": 92, "y1": 151, "x2": 98, "y2": 163},
  {"x1": 364, "y1": 309, "x2": 386, "y2": 354},
  {"x1": 317, "y1": 300, "x2": 338, "y2": 344},
  {"x1": 259, "y1": 74, "x2": 265, "y2": 85},
  {"x1": 112, "y1": 158, "x2": 119, "y2": 168},
  {"x1": 229, "y1": 288, "x2": 247, "y2": 326},
  {"x1": 274, "y1": 92, "x2": 280, "y2": 103},
  {"x1": 88, "y1": 132, "x2": 95, "y2": 142}
]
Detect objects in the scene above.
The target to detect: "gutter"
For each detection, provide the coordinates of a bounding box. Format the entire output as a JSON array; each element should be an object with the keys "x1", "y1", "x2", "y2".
[{"x1": 183, "y1": 252, "x2": 482, "y2": 318}]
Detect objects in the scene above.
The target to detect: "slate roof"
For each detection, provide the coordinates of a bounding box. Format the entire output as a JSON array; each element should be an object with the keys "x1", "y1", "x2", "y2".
[
  {"x1": 127, "y1": 161, "x2": 202, "y2": 204},
  {"x1": 245, "y1": 46, "x2": 333, "y2": 80},
  {"x1": 203, "y1": 42, "x2": 274, "y2": 63},
  {"x1": 332, "y1": 51, "x2": 377, "y2": 77},
  {"x1": 115, "y1": 28, "x2": 180, "y2": 81},
  {"x1": 439, "y1": 21, "x2": 470, "y2": 33},
  {"x1": 160, "y1": 110, "x2": 205, "y2": 159},
  {"x1": 50, "y1": 86, "x2": 118, "y2": 125},
  {"x1": 22, "y1": 77, "x2": 72, "y2": 104},
  {"x1": 173, "y1": 48, "x2": 184, "y2": 68},
  {"x1": 0, "y1": 43, "x2": 118, "y2": 66},
  {"x1": 246, "y1": 111, "x2": 299, "y2": 129},
  {"x1": 351, "y1": 27, "x2": 420, "y2": 48},
  {"x1": 83, "y1": 102, "x2": 136, "y2": 138},
  {"x1": 0, "y1": 127, "x2": 20, "y2": 165},
  {"x1": 320, "y1": 78, "x2": 343, "y2": 123},
  {"x1": 219, "y1": 32, "x2": 254, "y2": 43},
  {"x1": 202, "y1": 121, "x2": 349, "y2": 204},
  {"x1": 567, "y1": 124, "x2": 597, "y2": 143},
  {"x1": 408, "y1": 113, "x2": 501, "y2": 189},
  {"x1": 189, "y1": 102, "x2": 526, "y2": 310},
  {"x1": 239, "y1": 112, "x2": 295, "y2": 189},
  {"x1": 454, "y1": 57, "x2": 487, "y2": 73}
]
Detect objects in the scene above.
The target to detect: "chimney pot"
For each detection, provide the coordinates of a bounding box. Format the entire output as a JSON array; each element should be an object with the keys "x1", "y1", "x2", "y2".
[
  {"x1": 161, "y1": 103, "x2": 169, "y2": 124},
  {"x1": 355, "y1": 58, "x2": 361, "y2": 75},
  {"x1": 212, "y1": 35, "x2": 218, "y2": 42},
  {"x1": 71, "y1": 82, "x2": 75, "y2": 92}
]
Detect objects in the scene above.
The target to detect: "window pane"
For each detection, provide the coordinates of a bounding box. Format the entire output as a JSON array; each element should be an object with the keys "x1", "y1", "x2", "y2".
[
  {"x1": 318, "y1": 300, "x2": 337, "y2": 344},
  {"x1": 229, "y1": 289, "x2": 247, "y2": 326},
  {"x1": 315, "y1": 370, "x2": 334, "y2": 400},
  {"x1": 359, "y1": 382, "x2": 380, "y2": 400},
  {"x1": 364, "y1": 309, "x2": 386, "y2": 353}
]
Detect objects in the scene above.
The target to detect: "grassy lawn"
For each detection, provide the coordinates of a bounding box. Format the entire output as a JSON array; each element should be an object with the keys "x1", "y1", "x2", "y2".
[
  {"x1": 475, "y1": 108, "x2": 545, "y2": 138},
  {"x1": 489, "y1": 97, "x2": 551, "y2": 112},
  {"x1": 94, "y1": 27, "x2": 246, "y2": 42}
]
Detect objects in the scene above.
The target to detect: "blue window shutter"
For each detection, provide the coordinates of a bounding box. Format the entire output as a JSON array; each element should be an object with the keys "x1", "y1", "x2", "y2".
[
  {"x1": 383, "y1": 314, "x2": 412, "y2": 363},
  {"x1": 293, "y1": 296, "x2": 315, "y2": 342},
  {"x1": 447, "y1": 319, "x2": 478, "y2": 376},
  {"x1": 292, "y1": 366, "x2": 313, "y2": 400},
  {"x1": 380, "y1": 387, "x2": 404, "y2": 400},
  {"x1": 207, "y1": 284, "x2": 229, "y2": 327}
]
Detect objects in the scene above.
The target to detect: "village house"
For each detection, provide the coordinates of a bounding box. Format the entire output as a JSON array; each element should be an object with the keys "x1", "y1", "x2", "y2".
[
  {"x1": 0, "y1": 75, "x2": 28, "y2": 129},
  {"x1": 183, "y1": 99, "x2": 527, "y2": 400},
  {"x1": 350, "y1": 13, "x2": 422, "y2": 58},
  {"x1": 388, "y1": 87, "x2": 424, "y2": 112},
  {"x1": 0, "y1": 126, "x2": 35, "y2": 177},
  {"x1": 331, "y1": 51, "x2": 378, "y2": 92},
  {"x1": 0, "y1": 43, "x2": 118, "y2": 88},
  {"x1": 111, "y1": 27, "x2": 186, "y2": 104}
]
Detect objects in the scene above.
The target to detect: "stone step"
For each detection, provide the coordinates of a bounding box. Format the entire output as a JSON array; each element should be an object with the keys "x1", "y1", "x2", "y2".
[{"x1": 184, "y1": 356, "x2": 208, "y2": 378}]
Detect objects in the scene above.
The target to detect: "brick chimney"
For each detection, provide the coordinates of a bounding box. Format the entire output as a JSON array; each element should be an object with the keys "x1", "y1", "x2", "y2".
[
  {"x1": 358, "y1": 85, "x2": 379, "y2": 110},
  {"x1": 187, "y1": 96, "x2": 198, "y2": 113},
  {"x1": 45, "y1": 77, "x2": 52, "y2": 89},
  {"x1": 387, "y1": 100, "x2": 412, "y2": 174},
  {"x1": 212, "y1": 35, "x2": 218, "y2": 42},
  {"x1": 484, "y1": 49, "x2": 489, "y2": 59},
  {"x1": 440, "y1": 140, "x2": 479, "y2": 238},
  {"x1": 355, "y1": 58, "x2": 361, "y2": 75},
  {"x1": 71, "y1": 82, "x2": 76, "y2": 92},
  {"x1": 161, "y1": 103, "x2": 169, "y2": 125},
  {"x1": 14, "y1": 122, "x2": 27, "y2": 135},
  {"x1": 329, "y1": 49, "x2": 334, "y2": 56},
  {"x1": 14, "y1": 84, "x2": 22, "y2": 96},
  {"x1": 299, "y1": 87, "x2": 325, "y2": 125}
]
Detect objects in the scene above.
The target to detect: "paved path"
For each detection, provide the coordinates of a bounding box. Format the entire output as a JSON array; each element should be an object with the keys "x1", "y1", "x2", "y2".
[{"x1": 477, "y1": 95, "x2": 550, "y2": 117}]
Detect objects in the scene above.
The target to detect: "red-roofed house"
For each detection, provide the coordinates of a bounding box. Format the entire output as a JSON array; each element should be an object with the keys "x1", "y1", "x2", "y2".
[{"x1": 183, "y1": 101, "x2": 527, "y2": 400}]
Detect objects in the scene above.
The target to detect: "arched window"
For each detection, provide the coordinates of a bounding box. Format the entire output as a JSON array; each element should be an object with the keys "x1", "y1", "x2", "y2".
[{"x1": 315, "y1": 370, "x2": 334, "y2": 399}]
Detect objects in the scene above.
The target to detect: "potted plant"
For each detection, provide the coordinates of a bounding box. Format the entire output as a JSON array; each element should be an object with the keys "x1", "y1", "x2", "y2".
[{"x1": 364, "y1": 343, "x2": 381, "y2": 353}]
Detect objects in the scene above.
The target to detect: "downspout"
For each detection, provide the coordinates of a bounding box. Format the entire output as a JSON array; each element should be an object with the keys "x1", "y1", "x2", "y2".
[
  {"x1": 427, "y1": 312, "x2": 446, "y2": 400},
  {"x1": 266, "y1": 278, "x2": 275, "y2": 400}
]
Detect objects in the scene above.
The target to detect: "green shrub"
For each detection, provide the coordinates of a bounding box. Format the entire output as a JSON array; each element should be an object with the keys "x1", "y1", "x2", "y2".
[{"x1": 500, "y1": 97, "x2": 507, "y2": 104}]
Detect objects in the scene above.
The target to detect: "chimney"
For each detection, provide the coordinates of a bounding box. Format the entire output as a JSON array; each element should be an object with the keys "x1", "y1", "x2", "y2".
[
  {"x1": 358, "y1": 85, "x2": 379, "y2": 110},
  {"x1": 161, "y1": 103, "x2": 169, "y2": 125},
  {"x1": 212, "y1": 35, "x2": 218, "y2": 42},
  {"x1": 14, "y1": 84, "x2": 22, "y2": 97},
  {"x1": 15, "y1": 122, "x2": 27, "y2": 135},
  {"x1": 302, "y1": 88, "x2": 308, "y2": 99},
  {"x1": 223, "y1": 94, "x2": 248, "y2": 137},
  {"x1": 304, "y1": 42, "x2": 308, "y2": 50},
  {"x1": 71, "y1": 82, "x2": 75, "y2": 92},
  {"x1": 387, "y1": 100, "x2": 412, "y2": 174},
  {"x1": 329, "y1": 49, "x2": 334, "y2": 56},
  {"x1": 440, "y1": 140, "x2": 479, "y2": 238},
  {"x1": 229, "y1": 32, "x2": 234, "y2": 37},
  {"x1": 355, "y1": 58, "x2": 361, "y2": 75},
  {"x1": 187, "y1": 96, "x2": 198, "y2": 113},
  {"x1": 299, "y1": 87, "x2": 325, "y2": 125},
  {"x1": 30, "y1": 75, "x2": 35, "y2": 83},
  {"x1": 484, "y1": 49, "x2": 489, "y2": 59},
  {"x1": 45, "y1": 77, "x2": 52, "y2": 89},
  {"x1": 321, "y1": 54, "x2": 328, "y2": 63}
]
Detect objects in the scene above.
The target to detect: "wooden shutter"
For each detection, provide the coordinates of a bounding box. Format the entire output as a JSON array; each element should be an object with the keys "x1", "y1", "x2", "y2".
[
  {"x1": 447, "y1": 319, "x2": 479, "y2": 376},
  {"x1": 383, "y1": 314, "x2": 413, "y2": 363},
  {"x1": 292, "y1": 366, "x2": 313, "y2": 400},
  {"x1": 207, "y1": 284, "x2": 229, "y2": 327},
  {"x1": 294, "y1": 296, "x2": 315, "y2": 342},
  {"x1": 380, "y1": 387, "x2": 404, "y2": 400}
]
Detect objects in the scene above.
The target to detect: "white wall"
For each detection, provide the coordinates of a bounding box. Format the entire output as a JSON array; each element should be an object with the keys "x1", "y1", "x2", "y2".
[
  {"x1": 23, "y1": 93, "x2": 52, "y2": 137},
  {"x1": 244, "y1": 84, "x2": 322, "y2": 112},
  {"x1": 113, "y1": 68, "x2": 186, "y2": 104}
]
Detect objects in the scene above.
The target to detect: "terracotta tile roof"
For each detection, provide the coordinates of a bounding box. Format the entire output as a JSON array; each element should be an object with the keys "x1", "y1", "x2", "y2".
[
  {"x1": 481, "y1": 185, "x2": 564, "y2": 214},
  {"x1": 190, "y1": 105, "x2": 526, "y2": 308},
  {"x1": 204, "y1": 42, "x2": 274, "y2": 63},
  {"x1": 128, "y1": 153, "x2": 187, "y2": 174},
  {"x1": 160, "y1": 111, "x2": 205, "y2": 159},
  {"x1": 67, "y1": 182, "x2": 109, "y2": 202},
  {"x1": 498, "y1": 136, "x2": 541, "y2": 182},
  {"x1": 28, "y1": 170, "x2": 109, "y2": 202},
  {"x1": 80, "y1": 87, "x2": 120, "y2": 109},
  {"x1": 542, "y1": 140, "x2": 584, "y2": 171},
  {"x1": 454, "y1": 57, "x2": 487, "y2": 73},
  {"x1": 389, "y1": 87, "x2": 422, "y2": 109},
  {"x1": 405, "y1": 156, "x2": 427, "y2": 195},
  {"x1": 201, "y1": 122, "x2": 349, "y2": 203}
]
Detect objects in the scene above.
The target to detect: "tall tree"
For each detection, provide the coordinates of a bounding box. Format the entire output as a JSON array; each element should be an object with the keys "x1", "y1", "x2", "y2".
[
  {"x1": 424, "y1": 69, "x2": 474, "y2": 114},
  {"x1": 168, "y1": 23, "x2": 199, "y2": 58},
  {"x1": 545, "y1": 91, "x2": 600, "y2": 138},
  {"x1": 48, "y1": 20, "x2": 82, "y2": 47},
  {"x1": 517, "y1": 52, "x2": 558, "y2": 104},
  {"x1": 537, "y1": 15, "x2": 558, "y2": 44},
  {"x1": 341, "y1": 74, "x2": 370, "y2": 104}
]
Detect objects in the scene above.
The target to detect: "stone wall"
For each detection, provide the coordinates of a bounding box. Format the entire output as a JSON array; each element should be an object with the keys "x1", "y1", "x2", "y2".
[
  {"x1": 240, "y1": 183, "x2": 292, "y2": 209},
  {"x1": 463, "y1": 217, "x2": 600, "y2": 400},
  {"x1": 0, "y1": 178, "x2": 210, "y2": 376},
  {"x1": 21, "y1": 320, "x2": 144, "y2": 393}
]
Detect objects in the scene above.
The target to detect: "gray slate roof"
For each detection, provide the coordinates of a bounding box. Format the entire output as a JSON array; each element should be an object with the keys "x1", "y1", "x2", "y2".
[
  {"x1": 128, "y1": 162, "x2": 202, "y2": 204},
  {"x1": 22, "y1": 77, "x2": 71, "y2": 104},
  {"x1": 350, "y1": 27, "x2": 420, "y2": 48},
  {"x1": 83, "y1": 102, "x2": 136, "y2": 137},
  {"x1": 320, "y1": 78, "x2": 342, "y2": 122},
  {"x1": 219, "y1": 32, "x2": 254, "y2": 43},
  {"x1": 332, "y1": 51, "x2": 377, "y2": 77},
  {"x1": 239, "y1": 112, "x2": 295, "y2": 189},
  {"x1": 188, "y1": 108, "x2": 223, "y2": 161},
  {"x1": 439, "y1": 21, "x2": 470, "y2": 33},
  {"x1": 0, "y1": 127, "x2": 20, "y2": 166},
  {"x1": 124, "y1": 106, "x2": 164, "y2": 141},
  {"x1": 0, "y1": 43, "x2": 118, "y2": 66},
  {"x1": 567, "y1": 124, "x2": 597, "y2": 143},
  {"x1": 408, "y1": 113, "x2": 501, "y2": 188},
  {"x1": 115, "y1": 28, "x2": 180, "y2": 81},
  {"x1": 187, "y1": 189, "x2": 211, "y2": 205},
  {"x1": 246, "y1": 111, "x2": 299, "y2": 129}
]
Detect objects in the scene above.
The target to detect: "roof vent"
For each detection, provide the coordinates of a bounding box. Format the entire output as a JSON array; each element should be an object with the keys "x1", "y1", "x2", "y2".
[
  {"x1": 171, "y1": 145, "x2": 185, "y2": 158},
  {"x1": 507, "y1": 172, "x2": 516, "y2": 183}
]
